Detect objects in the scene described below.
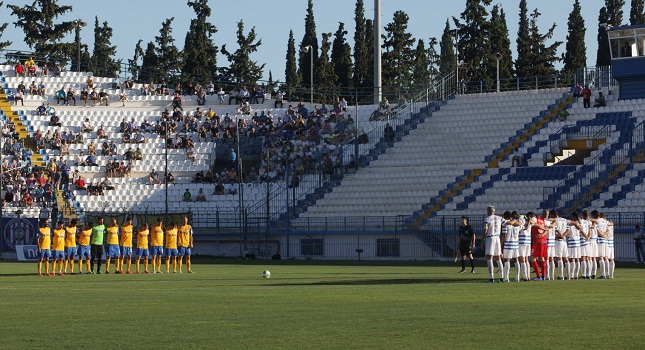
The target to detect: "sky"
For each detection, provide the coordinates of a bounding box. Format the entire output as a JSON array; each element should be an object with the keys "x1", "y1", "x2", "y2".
[{"x1": 0, "y1": 0, "x2": 617, "y2": 82}]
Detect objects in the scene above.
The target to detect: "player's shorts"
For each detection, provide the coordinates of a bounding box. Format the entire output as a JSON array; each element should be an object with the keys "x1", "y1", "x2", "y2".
[
  {"x1": 555, "y1": 240, "x2": 568, "y2": 258},
  {"x1": 39, "y1": 249, "x2": 51, "y2": 259},
  {"x1": 503, "y1": 248, "x2": 518, "y2": 259},
  {"x1": 590, "y1": 240, "x2": 599, "y2": 258},
  {"x1": 136, "y1": 248, "x2": 150, "y2": 257},
  {"x1": 178, "y1": 246, "x2": 192, "y2": 256},
  {"x1": 121, "y1": 246, "x2": 133, "y2": 256},
  {"x1": 65, "y1": 246, "x2": 77, "y2": 257},
  {"x1": 597, "y1": 243, "x2": 607, "y2": 257},
  {"x1": 518, "y1": 245, "x2": 530, "y2": 258},
  {"x1": 547, "y1": 246, "x2": 555, "y2": 258},
  {"x1": 151, "y1": 246, "x2": 164, "y2": 256},
  {"x1": 166, "y1": 248, "x2": 179, "y2": 257},
  {"x1": 459, "y1": 242, "x2": 472, "y2": 256},
  {"x1": 580, "y1": 244, "x2": 591, "y2": 257},
  {"x1": 107, "y1": 244, "x2": 120, "y2": 258},
  {"x1": 52, "y1": 250, "x2": 65, "y2": 259},
  {"x1": 568, "y1": 247, "x2": 581, "y2": 259},
  {"x1": 78, "y1": 245, "x2": 91, "y2": 258},
  {"x1": 531, "y1": 243, "x2": 548, "y2": 258},
  {"x1": 606, "y1": 246, "x2": 615, "y2": 259}
]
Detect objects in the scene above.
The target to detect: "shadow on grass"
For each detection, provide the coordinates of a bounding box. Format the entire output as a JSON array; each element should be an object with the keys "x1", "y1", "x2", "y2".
[{"x1": 268, "y1": 277, "x2": 484, "y2": 286}]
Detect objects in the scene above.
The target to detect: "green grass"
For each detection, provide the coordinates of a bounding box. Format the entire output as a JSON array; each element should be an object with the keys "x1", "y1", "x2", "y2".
[{"x1": 1, "y1": 260, "x2": 643, "y2": 349}]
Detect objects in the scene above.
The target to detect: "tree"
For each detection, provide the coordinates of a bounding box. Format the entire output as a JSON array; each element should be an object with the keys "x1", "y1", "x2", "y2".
[
  {"x1": 7, "y1": 0, "x2": 76, "y2": 64},
  {"x1": 128, "y1": 39, "x2": 145, "y2": 80},
  {"x1": 382, "y1": 10, "x2": 415, "y2": 88},
  {"x1": 630, "y1": 0, "x2": 645, "y2": 24},
  {"x1": 0, "y1": 2, "x2": 11, "y2": 51},
  {"x1": 411, "y1": 39, "x2": 430, "y2": 89},
  {"x1": 90, "y1": 17, "x2": 120, "y2": 77},
  {"x1": 221, "y1": 20, "x2": 266, "y2": 86},
  {"x1": 364, "y1": 19, "x2": 374, "y2": 93},
  {"x1": 454, "y1": 0, "x2": 492, "y2": 84},
  {"x1": 353, "y1": 0, "x2": 368, "y2": 89},
  {"x1": 316, "y1": 32, "x2": 337, "y2": 96},
  {"x1": 563, "y1": 0, "x2": 587, "y2": 73},
  {"x1": 597, "y1": 7, "x2": 611, "y2": 66},
  {"x1": 486, "y1": 5, "x2": 513, "y2": 86},
  {"x1": 182, "y1": 0, "x2": 218, "y2": 79},
  {"x1": 155, "y1": 18, "x2": 181, "y2": 80},
  {"x1": 331, "y1": 22, "x2": 353, "y2": 89},
  {"x1": 285, "y1": 30, "x2": 300, "y2": 90},
  {"x1": 527, "y1": 9, "x2": 562, "y2": 78},
  {"x1": 515, "y1": 0, "x2": 532, "y2": 78},
  {"x1": 427, "y1": 37, "x2": 441, "y2": 84},
  {"x1": 439, "y1": 20, "x2": 456, "y2": 78},
  {"x1": 299, "y1": 0, "x2": 319, "y2": 89},
  {"x1": 606, "y1": 0, "x2": 625, "y2": 26},
  {"x1": 140, "y1": 41, "x2": 159, "y2": 83}
]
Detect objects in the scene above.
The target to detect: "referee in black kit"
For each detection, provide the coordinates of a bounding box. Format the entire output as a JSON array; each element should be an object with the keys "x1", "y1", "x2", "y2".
[{"x1": 457, "y1": 216, "x2": 476, "y2": 273}]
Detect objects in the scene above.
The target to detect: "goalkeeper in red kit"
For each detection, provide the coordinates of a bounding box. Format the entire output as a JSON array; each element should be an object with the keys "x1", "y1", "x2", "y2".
[{"x1": 527, "y1": 212, "x2": 550, "y2": 280}]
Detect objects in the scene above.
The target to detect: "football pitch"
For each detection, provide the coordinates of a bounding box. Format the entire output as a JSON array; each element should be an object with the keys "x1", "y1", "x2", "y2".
[{"x1": 0, "y1": 260, "x2": 643, "y2": 350}]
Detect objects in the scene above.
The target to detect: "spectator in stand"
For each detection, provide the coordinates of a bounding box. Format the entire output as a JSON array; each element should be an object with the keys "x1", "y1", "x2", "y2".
[
  {"x1": 90, "y1": 89, "x2": 99, "y2": 106},
  {"x1": 132, "y1": 130, "x2": 146, "y2": 144},
  {"x1": 86, "y1": 76, "x2": 94, "y2": 89},
  {"x1": 14, "y1": 90, "x2": 24, "y2": 106},
  {"x1": 196, "y1": 85, "x2": 206, "y2": 105},
  {"x1": 52, "y1": 64, "x2": 61, "y2": 77},
  {"x1": 82, "y1": 118, "x2": 93, "y2": 133},
  {"x1": 255, "y1": 85, "x2": 265, "y2": 104},
  {"x1": 37, "y1": 81, "x2": 46, "y2": 96},
  {"x1": 195, "y1": 188, "x2": 207, "y2": 202},
  {"x1": 80, "y1": 87, "x2": 89, "y2": 106},
  {"x1": 14, "y1": 62, "x2": 25, "y2": 77},
  {"x1": 183, "y1": 189, "x2": 192, "y2": 202},
  {"x1": 49, "y1": 113, "x2": 61, "y2": 127},
  {"x1": 41, "y1": 63, "x2": 49, "y2": 77},
  {"x1": 582, "y1": 86, "x2": 592, "y2": 109},
  {"x1": 29, "y1": 81, "x2": 37, "y2": 95},
  {"x1": 594, "y1": 92, "x2": 606, "y2": 108},
  {"x1": 172, "y1": 93, "x2": 183, "y2": 111},
  {"x1": 511, "y1": 147, "x2": 524, "y2": 168},
  {"x1": 274, "y1": 90, "x2": 284, "y2": 108},
  {"x1": 99, "y1": 89, "x2": 109, "y2": 106},
  {"x1": 217, "y1": 87, "x2": 225, "y2": 105},
  {"x1": 239, "y1": 86, "x2": 250, "y2": 103},
  {"x1": 64, "y1": 87, "x2": 75, "y2": 106},
  {"x1": 165, "y1": 171, "x2": 175, "y2": 184},
  {"x1": 573, "y1": 83, "x2": 583, "y2": 97},
  {"x1": 96, "y1": 125, "x2": 107, "y2": 139},
  {"x1": 112, "y1": 75, "x2": 120, "y2": 89},
  {"x1": 149, "y1": 169, "x2": 161, "y2": 185},
  {"x1": 119, "y1": 89, "x2": 126, "y2": 106},
  {"x1": 384, "y1": 123, "x2": 395, "y2": 143},
  {"x1": 228, "y1": 87, "x2": 239, "y2": 105},
  {"x1": 214, "y1": 182, "x2": 224, "y2": 195},
  {"x1": 16, "y1": 81, "x2": 26, "y2": 94}
]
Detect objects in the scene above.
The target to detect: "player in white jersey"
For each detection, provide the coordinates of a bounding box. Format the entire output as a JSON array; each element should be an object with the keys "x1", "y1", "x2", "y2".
[
  {"x1": 517, "y1": 215, "x2": 531, "y2": 281},
  {"x1": 579, "y1": 211, "x2": 593, "y2": 279},
  {"x1": 588, "y1": 210, "x2": 600, "y2": 279},
  {"x1": 482, "y1": 206, "x2": 503, "y2": 283},
  {"x1": 567, "y1": 212, "x2": 583, "y2": 280},
  {"x1": 552, "y1": 210, "x2": 569, "y2": 280},
  {"x1": 603, "y1": 214, "x2": 615, "y2": 279},
  {"x1": 593, "y1": 210, "x2": 610, "y2": 279},
  {"x1": 502, "y1": 211, "x2": 522, "y2": 282},
  {"x1": 542, "y1": 210, "x2": 555, "y2": 280}
]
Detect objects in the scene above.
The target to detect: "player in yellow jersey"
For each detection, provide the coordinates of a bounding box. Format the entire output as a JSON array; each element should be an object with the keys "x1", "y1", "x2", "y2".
[
  {"x1": 136, "y1": 223, "x2": 150, "y2": 274},
  {"x1": 51, "y1": 221, "x2": 66, "y2": 276},
  {"x1": 77, "y1": 221, "x2": 93, "y2": 274},
  {"x1": 165, "y1": 222, "x2": 179, "y2": 273},
  {"x1": 177, "y1": 216, "x2": 194, "y2": 273},
  {"x1": 64, "y1": 219, "x2": 78, "y2": 274},
  {"x1": 119, "y1": 217, "x2": 134, "y2": 274},
  {"x1": 37, "y1": 218, "x2": 52, "y2": 276},
  {"x1": 150, "y1": 218, "x2": 165, "y2": 274},
  {"x1": 105, "y1": 218, "x2": 121, "y2": 274}
]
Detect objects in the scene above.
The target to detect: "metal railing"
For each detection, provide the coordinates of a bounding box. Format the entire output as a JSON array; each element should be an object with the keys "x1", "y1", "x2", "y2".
[{"x1": 543, "y1": 125, "x2": 613, "y2": 163}]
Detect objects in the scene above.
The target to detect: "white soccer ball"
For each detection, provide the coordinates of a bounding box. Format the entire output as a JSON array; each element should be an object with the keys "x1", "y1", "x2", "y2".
[{"x1": 262, "y1": 270, "x2": 271, "y2": 278}]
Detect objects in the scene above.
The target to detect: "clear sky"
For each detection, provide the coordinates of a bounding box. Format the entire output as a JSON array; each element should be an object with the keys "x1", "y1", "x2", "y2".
[{"x1": 0, "y1": 0, "x2": 616, "y2": 81}]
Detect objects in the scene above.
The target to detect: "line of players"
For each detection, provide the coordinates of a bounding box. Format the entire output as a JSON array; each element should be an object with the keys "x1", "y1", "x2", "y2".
[
  {"x1": 478, "y1": 206, "x2": 615, "y2": 282},
  {"x1": 36, "y1": 215, "x2": 194, "y2": 276}
]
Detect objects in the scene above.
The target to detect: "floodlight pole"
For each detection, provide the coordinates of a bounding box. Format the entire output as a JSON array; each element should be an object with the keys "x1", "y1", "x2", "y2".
[
  {"x1": 72, "y1": 19, "x2": 86, "y2": 72},
  {"x1": 301, "y1": 45, "x2": 314, "y2": 104},
  {"x1": 495, "y1": 53, "x2": 501, "y2": 93},
  {"x1": 374, "y1": 0, "x2": 382, "y2": 105}
]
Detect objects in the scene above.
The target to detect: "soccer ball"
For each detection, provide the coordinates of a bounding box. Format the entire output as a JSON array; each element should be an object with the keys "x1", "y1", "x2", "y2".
[{"x1": 262, "y1": 270, "x2": 271, "y2": 278}]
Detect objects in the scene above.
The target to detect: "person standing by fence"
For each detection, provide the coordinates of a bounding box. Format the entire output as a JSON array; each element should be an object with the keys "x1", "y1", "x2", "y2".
[{"x1": 633, "y1": 225, "x2": 644, "y2": 264}]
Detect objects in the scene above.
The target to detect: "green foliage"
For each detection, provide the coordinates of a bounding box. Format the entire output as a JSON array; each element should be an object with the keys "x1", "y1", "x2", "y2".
[
  {"x1": 6, "y1": 0, "x2": 76, "y2": 64},
  {"x1": 364, "y1": 19, "x2": 374, "y2": 92},
  {"x1": 221, "y1": 20, "x2": 266, "y2": 86},
  {"x1": 630, "y1": 0, "x2": 645, "y2": 24},
  {"x1": 486, "y1": 5, "x2": 514, "y2": 84},
  {"x1": 0, "y1": 262, "x2": 644, "y2": 349},
  {"x1": 128, "y1": 39, "x2": 145, "y2": 81},
  {"x1": 563, "y1": 0, "x2": 587, "y2": 73},
  {"x1": 606, "y1": 0, "x2": 625, "y2": 26},
  {"x1": 382, "y1": 10, "x2": 415, "y2": 88},
  {"x1": 182, "y1": 0, "x2": 218, "y2": 80},
  {"x1": 285, "y1": 30, "x2": 300, "y2": 89},
  {"x1": 597, "y1": 7, "x2": 611, "y2": 66},
  {"x1": 316, "y1": 32, "x2": 338, "y2": 95},
  {"x1": 411, "y1": 39, "x2": 430, "y2": 89},
  {"x1": 439, "y1": 20, "x2": 456, "y2": 78},
  {"x1": 299, "y1": 0, "x2": 319, "y2": 89},
  {"x1": 155, "y1": 18, "x2": 181, "y2": 80},
  {"x1": 90, "y1": 16, "x2": 120, "y2": 77},
  {"x1": 515, "y1": 0, "x2": 532, "y2": 78},
  {"x1": 353, "y1": 0, "x2": 368, "y2": 89},
  {"x1": 454, "y1": 0, "x2": 492, "y2": 83},
  {"x1": 527, "y1": 9, "x2": 562, "y2": 78},
  {"x1": 140, "y1": 41, "x2": 159, "y2": 83},
  {"x1": 0, "y1": 1, "x2": 11, "y2": 51},
  {"x1": 331, "y1": 22, "x2": 353, "y2": 89}
]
